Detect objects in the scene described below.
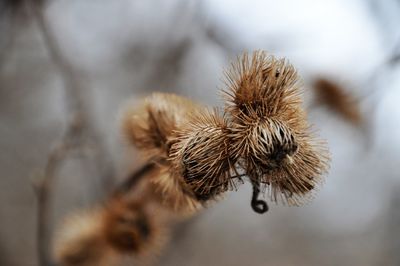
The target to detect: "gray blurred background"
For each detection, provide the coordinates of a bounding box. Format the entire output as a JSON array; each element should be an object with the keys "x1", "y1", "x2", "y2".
[{"x1": 1, "y1": 0, "x2": 400, "y2": 265}]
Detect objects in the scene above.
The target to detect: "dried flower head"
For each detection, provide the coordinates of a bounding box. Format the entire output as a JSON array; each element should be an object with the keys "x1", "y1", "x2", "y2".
[
  {"x1": 224, "y1": 51, "x2": 301, "y2": 120},
  {"x1": 122, "y1": 93, "x2": 207, "y2": 214},
  {"x1": 53, "y1": 208, "x2": 118, "y2": 266},
  {"x1": 54, "y1": 197, "x2": 167, "y2": 266},
  {"x1": 102, "y1": 197, "x2": 166, "y2": 256},
  {"x1": 169, "y1": 109, "x2": 236, "y2": 202},
  {"x1": 121, "y1": 92, "x2": 199, "y2": 162},
  {"x1": 121, "y1": 51, "x2": 329, "y2": 214},
  {"x1": 313, "y1": 78, "x2": 362, "y2": 125},
  {"x1": 224, "y1": 51, "x2": 329, "y2": 206}
]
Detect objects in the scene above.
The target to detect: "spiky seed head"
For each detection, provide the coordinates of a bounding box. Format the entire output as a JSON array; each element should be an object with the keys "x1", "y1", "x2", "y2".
[
  {"x1": 102, "y1": 198, "x2": 161, "y2": 256},
  {"x1": 223, "y1": 51, "x2": 302, "y2": 120},
  {"x1": 169, "y1": 109, "x2": 236, "y2": 202},
  {"x1": 263, "y1": 134, "x2": 329, "y2": 205},
  {"x1": 230, "y1": 116, "x2": 299, "y2": 169},
  {"x1": 224, "y1": 51, "x2": 329, "y2": 205},
  {"x1": 53, "y1": 208, "x2": 118, "y2": 266},
  {"x1": 121, "y1": 92, "x2": 200, "y2": 161}
]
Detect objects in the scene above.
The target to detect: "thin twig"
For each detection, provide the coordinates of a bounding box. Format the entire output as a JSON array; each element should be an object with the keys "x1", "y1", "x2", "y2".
[
  {"x1": 34, "y1": 140, "x2": 69, "y2": 266},
  {"x1": 250, "y1": 179, "x2": 268, "y2": 214},
  {"x1": 29, "y1": 2, "x2": 115, "y2": 266}
]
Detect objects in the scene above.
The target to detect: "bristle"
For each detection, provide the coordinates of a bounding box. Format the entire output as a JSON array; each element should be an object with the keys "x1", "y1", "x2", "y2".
[
  {"x1": 223, "y1": 51, "x2": 329, "y2": 206},
  {"x1": 313, "y1": 78, "x2": 362, "y2": 125},
  {"x1": 223, "y1": 51, "x2": 302, "y2": 119},
  {"x1": 119, "y1": 51, "x2": 329, "y2": 213},
  {"x1": 121, "y1": 92, "x2": 200, "y2": 161},
  {"x1": 149, "y1": 169, "x2": 203, "y2": 215},
  {"x1": 169, "y1": 109, "x2": 236, "y2": 202},
  {"x1": 261, "y1": 134, "x2": 329, "y2": 206},
  {"x1": 229, "y1": 116, "x2": 299, "y2": 165}
]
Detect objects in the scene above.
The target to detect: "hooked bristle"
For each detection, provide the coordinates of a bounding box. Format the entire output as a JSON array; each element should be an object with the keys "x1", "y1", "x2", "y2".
[
  {"x1": 223, "y1": 51, "x2": 302, "y2": 120},
  {"x1": 261, "y1": 133, "x2": 329, "y2": 206},
  {"x1": 223, "y1": 51, "x2": 329, "y2": 205},
  {"x1": 119, "y1": 51, "x2": 329, "y2": 213},
  {"x1": 169, "y1": 109, "x2": 237, "y2": 202}
]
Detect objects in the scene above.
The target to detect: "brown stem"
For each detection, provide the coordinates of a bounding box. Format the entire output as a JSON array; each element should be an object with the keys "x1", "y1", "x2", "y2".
[
  {"x1": 31, "y1": 1, "x2": 85, "y2": 116},
  {"x1": 35, "y1": 143, "x2": 67, "y2": 266},
  {"x1": 113, "y1": 162, "x2": 157, "y2": 197},
  {"x1": 250, "y1": 179, "x2": 268, "y2": 214}
]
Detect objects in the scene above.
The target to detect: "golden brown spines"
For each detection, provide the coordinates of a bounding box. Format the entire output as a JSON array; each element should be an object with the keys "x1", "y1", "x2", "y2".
[
  {"x1": 121, "y1": 92, "x2": 199, "y2": 161},
  {"x1": 224, "y1": 51, "x2": 329, "y2": 205},
  {"x1": 121, "y1": 51, "x2": 330, "y2": 210},
  {"x1": 169, "y1": 109, "x2": 236, "y2": 202},
  {"x1": 261, "y1": 133, "x2": 329, "y2": 205},
  {"x1": 224, "y1": 51, "x2": 302, "y2": 119},
  {"x1": 149, "y1": 169, "x2": 202, "y2": 215}
]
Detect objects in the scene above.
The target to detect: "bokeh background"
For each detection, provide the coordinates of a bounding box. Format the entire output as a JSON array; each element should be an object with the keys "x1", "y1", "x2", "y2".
[{"x1": 1, "y1": 0, "x2": 400, "y2": 265}]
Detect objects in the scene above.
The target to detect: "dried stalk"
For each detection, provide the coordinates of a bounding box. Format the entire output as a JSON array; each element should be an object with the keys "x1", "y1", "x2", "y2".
[
  {"x1": 113, "y1": 162, "x2": 157, "y2": 196},
  {"x1": 29, "y1": 2, "x2": 114, "y2": 266}
]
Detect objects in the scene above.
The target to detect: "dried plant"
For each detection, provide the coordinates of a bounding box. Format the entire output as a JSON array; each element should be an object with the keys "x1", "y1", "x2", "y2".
[
  {"x1": 313, "y1": 78, "x2": 362, "y2": 125},
  {"x1": 53, "y1": 208, "x2": 118, "y2": 266},
  {"x1": 24, "y1": 2, "x2": 115, "y2": 265},
  {"x1": 101, "y1": 197, "x2": 167, "y2": 257},
  {"x1": 51, "y1": 50, "x2": 330, "y2": 266},
  {"x1": 223, "y1": 51, "x2": 329, "y2": 207},
  {"x1": 121, "y1": 93, "x2": 206, "y2": 214},
  {"x1": 148, "y1": 168, "x2": 203, "y2": 215},
  {"x1": 122, "y1": 92, "x2": 200, "y2": 162},
  {"x1": 123, "y1": 98, "x2": 235, "y2": 214},
  {"x1": 169, "y1": 109, "x2": 236, "y2": 201},
  {"x1": 123, "y1": 51, "x2": 329, "y2": 214},
  {"x1": 54, "y1": 195, "x2": 168, "y2": 266}
]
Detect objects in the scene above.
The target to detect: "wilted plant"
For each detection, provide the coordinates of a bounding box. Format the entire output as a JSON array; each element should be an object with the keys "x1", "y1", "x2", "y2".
[
  {"x1": 123, "y1": 50, "x2": 330, "y2": 213},
  {"x1": 54, "y1": 194, "x2": 168, "y2": 266},
  {"x1": 169, "y1": 109, "x2": 237, "y2": 201},
  {"x1": 53, "y1": 51, "x2": 329, "y2": 266},
  {"x1": 122, "y1": 93, "x2": 200, "y2": 163},
  {"x1": 223, "y1": 51, "x2": 329, "y2": 207}
]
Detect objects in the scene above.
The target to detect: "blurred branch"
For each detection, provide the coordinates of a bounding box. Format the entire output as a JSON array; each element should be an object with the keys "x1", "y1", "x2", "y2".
[
  {"x1": 312, "y1": 78, "x2": 363, "y2": 126},
  {"x1": 113, "y1": 162, "x2": 156, "y2": 197},
  {"x1": 0, "y1": 18, "x2": 16, "y2": 69},
  {"x1": 28, "y1": 2, "x2": 115, "y2": 265},
  {"x1": 386, "y1": 39, "x2": 400, "y2": 66},
  {"x1": 145, "y1": 38, "x2": 192, "y2": 91}
]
